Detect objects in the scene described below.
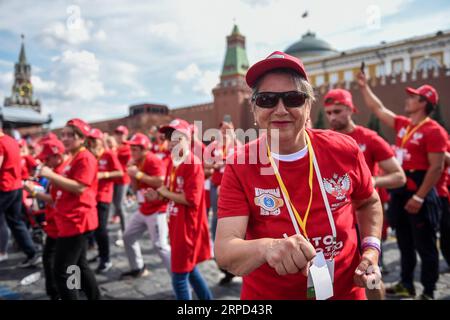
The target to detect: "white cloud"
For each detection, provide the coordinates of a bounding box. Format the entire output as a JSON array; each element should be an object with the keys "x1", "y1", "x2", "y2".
[
  {"x1": 175, "y1": 63, "x2": 219, "y2": 97},
  {"x1": 176, "y1": 63, "x2": 202, "y2": 81},
  {"x1": 148, "y1": 22, "x2": 179, "y2": 42},
  {"x1": 31, "y1": 75, "x2": 56, "y2": 94},
  {"x1": 41, "y1": 19, "x2": 92, "y2": 47},
  {"x1": 50, "y1": 50, "x2": 105, "y2": 101}
]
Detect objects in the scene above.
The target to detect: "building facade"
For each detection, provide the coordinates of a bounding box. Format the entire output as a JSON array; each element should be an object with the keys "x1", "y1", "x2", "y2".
[{"x1": 90, "y1": 27, "x2": 450, "y2": 144}]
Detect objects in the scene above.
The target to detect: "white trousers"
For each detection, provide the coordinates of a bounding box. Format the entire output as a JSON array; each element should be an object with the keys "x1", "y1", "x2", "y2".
[{"x1": 123, "y1": 210, "x2": 171, "y2": 272}]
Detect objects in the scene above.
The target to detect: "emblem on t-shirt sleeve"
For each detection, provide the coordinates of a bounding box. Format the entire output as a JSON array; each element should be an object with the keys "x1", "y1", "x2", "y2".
[
  {"x1": 323, "y1": 173, "x2": 350, "y2": 201},
  {"x1": 254, "y1": 188, "x2": 284, "y2": 216}
]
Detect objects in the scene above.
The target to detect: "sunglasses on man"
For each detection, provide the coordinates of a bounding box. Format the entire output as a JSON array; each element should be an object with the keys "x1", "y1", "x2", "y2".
[{"x1": 252, "y1": 91, "x2": 309, "y2": 108}]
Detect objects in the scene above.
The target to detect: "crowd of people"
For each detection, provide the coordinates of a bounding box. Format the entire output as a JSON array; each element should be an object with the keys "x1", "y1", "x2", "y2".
[{"x1": 0, "y1": 50, "x2": 449, "y2": 300}]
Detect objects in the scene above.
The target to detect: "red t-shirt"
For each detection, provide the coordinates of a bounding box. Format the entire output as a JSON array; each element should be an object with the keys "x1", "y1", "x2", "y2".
[
  {"x1": 114, "y1": 144, "x2": 131, "y2": 185},
  {"x1": 208, "y1": 140, "x2": 242, "y2": 187},
  {"x1": 0, "y1": 134, "x2": 22, "y2": 191},
  {"x1": 54, "y1": 149, "x2": 98, "y2": 237},
  {"x1": 346, "y1": 126, "x2": 394, "y2": 176},
  {"x1": 45, "y1": 160, "x2": 70, "y2": 239},
  {"x1": 137, "y1": 152, "x2": 167, "y2": 215},
  {"x1": 165, "y1": 153, "x2": 211, "y2": 273},
  {"x1": 21, "y1": 155, "x2": 38, "y2": 180},
  {"x1": 218, "y1": 129, "x2": 374, "y2": 300},
  {"x1": 97, "y1": 150, "x2": 123, "y2": 203},
  {"x1": 151, "y1": 143, "x2": 172, "y2": 174},
  {"x1": 436, "y1": 139, "x2": 450, "y2": 198},
  {"x1": 394, "y1": 116, "x2": 447, "y2": 171}
]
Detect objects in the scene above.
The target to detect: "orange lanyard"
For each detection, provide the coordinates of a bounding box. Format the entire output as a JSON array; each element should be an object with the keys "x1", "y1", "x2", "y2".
[
  {"x1": 266, "y1": 132, "x2": 314, "y2": 239},
  {"x1": 169, "y1": 165, "x2": 178, "y2": 192},
  {"x1": 401, "y1": 117, "x2": 429, "y2": 148}
]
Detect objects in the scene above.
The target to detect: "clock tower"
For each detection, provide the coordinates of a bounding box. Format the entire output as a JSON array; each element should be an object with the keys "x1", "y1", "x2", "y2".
[{"x1": 4, "y1": 35, "x2": 41, "y2": 112}]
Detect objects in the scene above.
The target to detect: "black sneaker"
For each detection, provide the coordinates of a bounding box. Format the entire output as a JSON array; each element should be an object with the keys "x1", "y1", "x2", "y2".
[
  {"x1": 96, "y1": 261, "x2": 113, "y2": 274},
  {"x1": 416, "y1": 293, "x2": 434, "y2": 300},
  {"x1": 18, "y1": 254, "x2": 42, "y2": 268},
  {"x1": 120, "y1": 267, "x2": 150, "y2": 279},
  {"x1": 385, "y1": 282, "x2": 416, "y2": 298},
  {"x1": 218, "y1": 271, "x2": 235, "y2": 286}
]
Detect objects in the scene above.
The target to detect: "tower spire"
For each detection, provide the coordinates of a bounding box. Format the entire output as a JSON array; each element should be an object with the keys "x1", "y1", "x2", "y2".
[
  {"x1": 220, "y1": 24, "x2": 249, "y2": 79},
  {"x1": 19, "y1": 34, "x2": 27, "y2": 65}
]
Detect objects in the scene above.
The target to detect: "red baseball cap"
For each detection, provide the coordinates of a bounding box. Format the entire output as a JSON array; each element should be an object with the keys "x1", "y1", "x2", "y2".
[
  {"x1": 159, "y1": 118, "x2": 191, "y2": 138},
  {"x1": 405, "y1": 85, "x2": 438, "y2": 105},
  {"x1": 18, "y1": 138, "x2": 27, "y2": 148},
  {"x1": 88, "y1": 128, "x2": 103, "y2": 140},
  {"x1": 323, "y1": 89, "x2": 358, "y2": 113},
  {"x1": 126, "y1": 133, "x2": 150, "y2": 149},
  {"x1": 66, "y1": 118, "x2": 91, "y2": 137},
  {"x1": 115, "y1": 125, "x2": 129, "y2": 136},
  {"x1": 37, "y1": 139, "x2": 65, "y2": 161},
  {"x1": 40, "y1": 132, "x2": 58, "y2": 143},
  {"x1": 246, "y1": 51, "x2": 308, "y2": 88}
]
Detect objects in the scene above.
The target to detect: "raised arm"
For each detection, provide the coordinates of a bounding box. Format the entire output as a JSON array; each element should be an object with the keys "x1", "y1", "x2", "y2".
[{"x1": 356, "y1": 71, "x2": 397, "y2": 128}]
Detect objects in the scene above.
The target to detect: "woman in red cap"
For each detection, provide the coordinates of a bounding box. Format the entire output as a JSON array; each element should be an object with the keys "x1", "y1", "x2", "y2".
[
  {"x1": 215, "y1": 51, "x2": 383, "y2": 300},
  {"x1": 152, "y1": 119, "x2": 213, "y2": 300},
  {"x1": 87, "y1": 128, "x2": 123, "y2": 274},
  {"x1": 24, "y1": 138, "x2": 68, "y2": 300},
  {"x1": 37, "y1": 118, "x2": 100, "y2": 300}
]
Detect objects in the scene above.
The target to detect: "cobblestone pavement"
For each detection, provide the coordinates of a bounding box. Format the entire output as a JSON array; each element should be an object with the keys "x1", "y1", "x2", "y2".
[{"x1": 1, "y1": 224, "x2": 449, "y2": 300}]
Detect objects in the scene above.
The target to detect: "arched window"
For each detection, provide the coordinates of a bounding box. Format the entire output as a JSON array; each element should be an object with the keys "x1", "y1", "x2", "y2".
[{"x1": 415, "y1": 58, "x2": 440, "y2": 73}]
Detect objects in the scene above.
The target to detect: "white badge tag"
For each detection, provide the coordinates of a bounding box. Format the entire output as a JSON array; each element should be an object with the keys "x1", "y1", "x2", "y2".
[
  {"x1": 136, "y1": 190, "x2": 145, "y2": 204},
  {"x1": 307, "y1": 252, "x2": 334, "y2": 300},
  {"x1": 395, "y1": 148, "x2": 405, "y2": 166}
]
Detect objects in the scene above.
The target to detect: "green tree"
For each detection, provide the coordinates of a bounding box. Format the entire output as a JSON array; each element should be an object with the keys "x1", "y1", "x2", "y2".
[
  {"x1": 431, "y1": 104, "x2": 448, "y2": 133},
  {"x1": 367, "y1": 113, "x2": 386, "y2": 140},
  {"x1": 314, "y1": 109, "x2": 326, "y2": 129}
]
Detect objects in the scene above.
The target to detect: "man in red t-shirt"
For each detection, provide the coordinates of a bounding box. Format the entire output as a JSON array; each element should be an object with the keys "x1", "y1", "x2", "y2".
[
  {"x1": 0, "y1": 123, "x2": 39, "y2": 267},
  {"x1": 323, "y1": 89, "x2": 407, "y2": 287},
  {"x1": 87, "y1": 128, "x2": 123, "y2": 274},
  {"x1": 37, "y1": 118, "x2": 100, "y2": 300},
  {"x1": 215, "y1": 51, "x2": 383, "y2": 300},
  {"x1": 112, "y1": 125, "x2": 131, "y2": 234},
  {"x1": 120, "y1": 133, "x2": 171, "y2": 279},
  {"x1": 357, "y1": 72, "x2": 447, "y2": 300},
  {"x1": 24, "y1": 138, "x2": 68, "y2": 300}
]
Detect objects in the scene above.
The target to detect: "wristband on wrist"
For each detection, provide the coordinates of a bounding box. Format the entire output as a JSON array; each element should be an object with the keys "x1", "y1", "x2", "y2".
[
  {"x1": 105, "y1": 172, "x2": 110, "y2": 179},
  {"x1": 361, "y1": 236, "x2": 381, "y2": 255},
  {"x1": 412, "y1": 194, "x2": 424, "y2": 204},
  {"x1": 31, "y1": 190, "x2": 37, "y2": 198},
  {"x1": 135, "y1": 171, "x2": 144, "y2": 180}
]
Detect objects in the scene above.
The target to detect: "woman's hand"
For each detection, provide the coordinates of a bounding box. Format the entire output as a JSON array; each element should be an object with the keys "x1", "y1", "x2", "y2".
[{"x1": 264, "y1": 234, "x2": 316, "y2": 277}]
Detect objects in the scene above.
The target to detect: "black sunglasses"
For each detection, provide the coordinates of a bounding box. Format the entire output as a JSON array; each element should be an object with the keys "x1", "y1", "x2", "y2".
[{"x1": 252, "y1": 91, "x2": 309, "y2": 108}]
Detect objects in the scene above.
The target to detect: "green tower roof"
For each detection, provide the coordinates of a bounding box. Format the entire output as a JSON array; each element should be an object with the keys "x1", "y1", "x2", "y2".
[{"x1": 221, "y1": 25, "x2": 249, "y2": 77}]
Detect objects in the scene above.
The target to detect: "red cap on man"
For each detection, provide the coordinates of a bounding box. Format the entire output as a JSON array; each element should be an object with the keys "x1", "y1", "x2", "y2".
[
  {"x1": 159, "y1": 119, "x2": 192, "y2": 138},
  {"x1": 88, "y1": 128, "x2": 104, "y2": 140},
  {"x1": 405, "y1": 85, "x2": 439, "y2": 106},
  {"x1": 245, "y1": 51, "x2": 308, "y2": 88},
  {"x1": 66, "y1": 118, "x2": 91, "y2": 136},
  {"x1": 323, "y1": 89, "x2": 358, "y2": 113},
  {"x1": 126, "y1": 133, "x2": 150, "y2": 149},
  {"x1": 37, "y1": 139, "x2": 65, "y2": 161},
  {"x1": 115, "y1": 125, "x2": 129, "y2": 136}
]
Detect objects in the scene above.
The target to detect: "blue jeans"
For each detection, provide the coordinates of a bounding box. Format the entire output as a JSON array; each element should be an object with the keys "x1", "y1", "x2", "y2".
[
  {"x1": 210, "y1": 184, "x2": 218, "y2": 242},
  {"x1": 172, "y1": 266, "x2": 213, "y2": 300}
]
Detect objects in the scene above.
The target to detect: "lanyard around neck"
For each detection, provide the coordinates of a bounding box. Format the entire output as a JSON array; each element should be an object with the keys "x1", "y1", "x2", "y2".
[
  {"x1": 401, "y1": 117, "x2": 429, "y2": 148},
  {"x1": 266, "y1": 132, "x2": 337, "y2": 256}
]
